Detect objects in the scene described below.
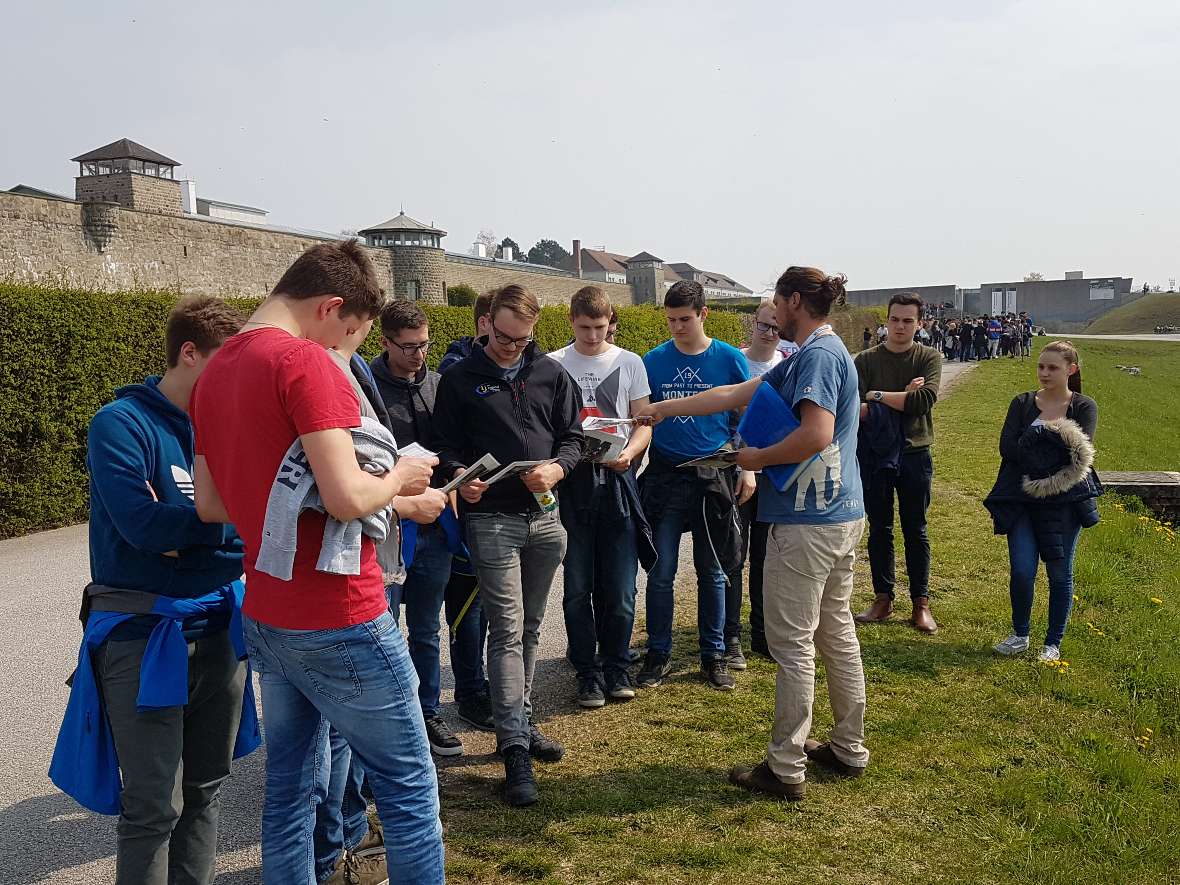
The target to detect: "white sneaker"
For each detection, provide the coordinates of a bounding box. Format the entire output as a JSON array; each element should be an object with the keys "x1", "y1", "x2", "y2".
[
  {"x1": 1038, "y1": 645, "x2": 1061, "y2": 662},
  {"x1": 993, "y1": 634, "x2": 1030, "y2": 656}
]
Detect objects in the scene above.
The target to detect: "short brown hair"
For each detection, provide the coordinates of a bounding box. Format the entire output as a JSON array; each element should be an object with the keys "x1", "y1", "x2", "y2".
[
  {"x1": 165, "y1": 296, "x2": 244, "y2": 367},
  {"x1": 489, "y1": 284, "x2": 540, "y2": 323},
  {"x1": 272, "y1": 239, "x2": 384, "y2": 319},
  {"x1": 774, "y1": 266, "x2": 847, "y2": 319},
  {"x1": 474, "y1": 291, "x2": 494, "y2": 324},
  {"x1": 570, "y1": 285, "x2": 612, "y2": 320},
  {"x1": 665, "y1": 280, "x2": 706, "y2": 313},
  {"x1": 380, "y1": 299, "x2": 428, "y2": 338},
  {"x1": 887, "y1": 292, "x2": 924, "y2": 316}
]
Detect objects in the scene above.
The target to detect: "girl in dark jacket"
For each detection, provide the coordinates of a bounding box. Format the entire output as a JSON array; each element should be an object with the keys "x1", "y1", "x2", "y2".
[{"x1": 984, "y1": 341, "x2": 1101, "y2": 661}]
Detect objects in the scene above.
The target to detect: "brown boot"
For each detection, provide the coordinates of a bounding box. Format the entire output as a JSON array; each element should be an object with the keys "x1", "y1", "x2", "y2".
[
  {"x1": 854, "y1": 593, "x2": 893, "y2": 624},
  {"x1": 910, "y1": 596, "x2": 938, "y2": 634}
]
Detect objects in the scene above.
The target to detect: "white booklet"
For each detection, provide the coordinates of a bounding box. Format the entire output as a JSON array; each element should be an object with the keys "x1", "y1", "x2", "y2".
[
  {"x1": 584, "y1": 429, "x2": 627, "y2": 464},
  {"x1": 439, "y1": 452, "x2": 500, "y2": 494},
  {"x1": 397, "y1": 442, "x2": 437, "y2": 459},
  {"x1": 483, "y1": 458, "x2": 558, "y2": 486}
]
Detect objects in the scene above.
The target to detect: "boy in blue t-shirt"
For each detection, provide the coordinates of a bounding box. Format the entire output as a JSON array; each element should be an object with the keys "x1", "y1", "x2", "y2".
[
  {"x1": 640, "y1": 266, "x2": 870, "y2": 801},
  {"x1": 637, "y1": 281, "x2": 753, "y2": 692}
]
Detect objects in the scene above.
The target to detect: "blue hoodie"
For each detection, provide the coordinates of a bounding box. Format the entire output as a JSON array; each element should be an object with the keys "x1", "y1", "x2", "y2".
[{"x1": 87, "y1": 376, "x2": 244, "y2": 640}]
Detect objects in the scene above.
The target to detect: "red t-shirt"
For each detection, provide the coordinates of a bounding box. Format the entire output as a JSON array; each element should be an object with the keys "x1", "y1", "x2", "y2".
[{"x1": 191, "y1": 328, "x2": 388, "y2": 629}]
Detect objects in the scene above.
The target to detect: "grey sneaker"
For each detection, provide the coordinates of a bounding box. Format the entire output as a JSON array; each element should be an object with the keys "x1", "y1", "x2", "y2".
[
  {"x1": 606, "y1": 670, "x2": 637, "y2": 701},
  {"x1": 725, "y1": 639, "x2": 748, "y2": 671},
  {"x1": 994, "y1": 634, "x2": 1030, "y2": 656},
  {"x1": 701, "y1": 657, "x2": 736, "y2": 691},
  {"x1": 636, "y1": 652, "x2": 673, "y2": 688},
  {"x1": 576, "y1": 676, "x2": 606, "y2": 709},
  {"x1": 1038, "y1": 644, "x2": 1061, "y2": 662}
]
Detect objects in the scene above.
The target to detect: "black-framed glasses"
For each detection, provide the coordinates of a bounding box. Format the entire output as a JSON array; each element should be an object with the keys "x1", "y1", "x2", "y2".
[
  {"x1": 491, "y1": 321, "x2": 534, "y2": 349},
  {"x1": 755, "y1": 321, "x2": 779, "y2": 335},
  {"x1": 386, "y1": 338, "x2": 432, "y2": 356}
]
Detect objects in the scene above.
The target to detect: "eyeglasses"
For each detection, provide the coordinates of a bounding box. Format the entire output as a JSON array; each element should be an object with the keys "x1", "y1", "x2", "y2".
[
  {"x1": 491, "y1": 321, "x2": 535, "y2": 349},
  {"x1": 387, "y1": 339, "x2": 432, "y2": 356},
  {"x1": 755, "y1": 321, "x2": 780, "y2": 335}
]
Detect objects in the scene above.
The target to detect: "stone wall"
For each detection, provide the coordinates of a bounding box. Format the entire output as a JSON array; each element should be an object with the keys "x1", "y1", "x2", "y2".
[
  {"x1": 391, "y1": 245, "x2": 447, "y2": 303},
  {"x1": 75, "y1": 172, "x2": 183, "y2": 214},
  {"x1": 444, "y1": 255, "x2": 636, "y2": 306},
  {"x1": 0, "y1": 191, "x2": 413, "y2": 299}
]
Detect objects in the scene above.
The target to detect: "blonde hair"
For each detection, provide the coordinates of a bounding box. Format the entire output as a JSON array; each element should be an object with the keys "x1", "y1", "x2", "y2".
[
  {"x1": 490, "y1": 283, "x2": 540, "y2": 322},
  {"x1": 1041, "y1": 340, "x2": 1082, "y2": 393}
]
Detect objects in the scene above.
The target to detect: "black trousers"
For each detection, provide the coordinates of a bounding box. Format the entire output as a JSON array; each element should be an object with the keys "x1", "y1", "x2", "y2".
[
  {"x1": 864, "y1": 448, "x2": 934, "y2": 601},
  {"x1": 724, "y1": 493, "x2": 770, "y2": 645}
]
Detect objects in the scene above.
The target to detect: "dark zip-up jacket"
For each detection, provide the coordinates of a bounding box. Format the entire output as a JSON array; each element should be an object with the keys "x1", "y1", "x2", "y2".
[
  {"x1": 369, "y1": 353, "x2": 441, "y2": 448},
  {"x1": 431, "y1": 338, "x2": 584, "y2": 514}
]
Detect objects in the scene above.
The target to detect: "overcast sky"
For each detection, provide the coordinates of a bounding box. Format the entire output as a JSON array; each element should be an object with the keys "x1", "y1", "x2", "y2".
[{"x1": 4, "y1": 0, "x2": 1178, "y2": 292}]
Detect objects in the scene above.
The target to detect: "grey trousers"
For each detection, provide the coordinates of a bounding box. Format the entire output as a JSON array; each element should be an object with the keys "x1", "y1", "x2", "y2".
[
  {"x1": 465, "y1": 510, "x2": 567, "y2": 752},
  {"x1": 95, "y1": 630, "x2": 247, "y2": 885}
]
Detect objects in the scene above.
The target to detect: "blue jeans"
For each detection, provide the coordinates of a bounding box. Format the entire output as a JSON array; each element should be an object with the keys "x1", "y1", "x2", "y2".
[
  {"x1": 561, "y1": 508, "x2": 638, "y2": 681},
  {"x1": 313, "y1": 727, "x2": 369, "y2": 881},
  {"x1": 645, "y1": 479, "x2": 727, "y2": 663},
  {"x1": 243, "y1": 611, "x2": 443, "y2": 885},
  {"x1": 388, "y1": 528, "x2": 453, "y2": 720},
  {"x1": 1007, "y1": 512, "x2": 1082, "y2": 647}
]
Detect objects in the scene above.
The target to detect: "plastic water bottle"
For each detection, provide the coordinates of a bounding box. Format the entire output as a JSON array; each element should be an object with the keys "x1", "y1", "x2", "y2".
[{"x1": 533, "y1": 490, "x2": 558, "y2": 513}]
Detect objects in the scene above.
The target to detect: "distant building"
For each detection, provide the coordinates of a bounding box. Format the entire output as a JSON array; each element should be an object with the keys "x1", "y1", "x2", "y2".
[
  {"x1": 563, "y1": 243, "x2": 751, "y2": 300},
  {"x1": 847, "y1": 273, "x2": 1139, "y2": 330},
  {"x1": 194, "y1": 197, "x2": 268, "y2": 225},
  {"x1": 72, "y1": 138, "x2": 184, "y2": 214}
]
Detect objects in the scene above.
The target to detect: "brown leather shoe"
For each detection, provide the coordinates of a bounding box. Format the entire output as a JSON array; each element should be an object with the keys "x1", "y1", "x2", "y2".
[
  {"x1": 910, "y1": 596, "x2": 938, "y2": 634},
  {"x1": 855, "y1": 593, "x2": 893, "y2": 624},
  {"x1": 728, "y1": 761, "x2": 806, "y2": 800},
  {"x1": 804, "y1": 739, "x2": 866, "y2": 778}
]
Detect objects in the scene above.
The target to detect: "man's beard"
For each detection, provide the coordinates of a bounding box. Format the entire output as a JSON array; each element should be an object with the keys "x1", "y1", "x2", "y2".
[{"x1": 780, "y1": 319, "x2": 798, "y2": 343}]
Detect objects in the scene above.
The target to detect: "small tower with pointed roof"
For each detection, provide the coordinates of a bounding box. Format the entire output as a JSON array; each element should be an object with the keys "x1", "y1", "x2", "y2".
[
  {"x1": 72, "y1": 138, "x2": 183, "y2": 214},
  {"x1": 625, "y1": 250, "x2": 664, "y2": 305},
  {"x1": 358, "y1": 210, "x2": 447, "y2": 303}
]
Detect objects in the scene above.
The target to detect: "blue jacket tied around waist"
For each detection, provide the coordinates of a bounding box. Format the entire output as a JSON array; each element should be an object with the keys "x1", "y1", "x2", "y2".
[{"x1": 49, "y1": 580, "x2": 260, "y2": 815}]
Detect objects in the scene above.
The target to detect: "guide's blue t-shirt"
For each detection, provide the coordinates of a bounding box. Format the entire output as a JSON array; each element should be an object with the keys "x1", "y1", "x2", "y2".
[
  {"x1": 644, "y1": 338, "x2": 750, "y2": 461},
  {"x1": 756, "y1": 334, "x2": 864, "y2": 525}
]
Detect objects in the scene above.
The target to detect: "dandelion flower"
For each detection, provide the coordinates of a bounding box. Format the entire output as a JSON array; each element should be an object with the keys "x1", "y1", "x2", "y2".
[{"x1": 1151, "y1": 597, "x2": 1163, "y2": 605}]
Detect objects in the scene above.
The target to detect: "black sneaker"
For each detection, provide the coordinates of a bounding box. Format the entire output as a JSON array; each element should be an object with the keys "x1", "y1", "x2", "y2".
[
  {"x1": 576, "y1": 676, "x2": 606, "y2": 709},
  {"x1": 636, "y1": 652, "x2": 672, "y2": 688},
  {"x1": 605, "y1": 670, "x2": 636, "y2": 701},
  {"x1": 501, "y1": 745, "x2": 537, "y2": 807},
  {"x1": 457, "y1": 693, "x2": 495, "y2": 732},
  {"x1": 701, "y1": 657, "x2": 736, "y2": 691},
  {"x1": 725, "y1": 639, "x2": 748, "y2": 671},
  {"x1": 424, "y1": 715, "x2": 464, "y2": 757},
  {"x1": 527, "y1": 721, "x2": 565, "y2": 763}
]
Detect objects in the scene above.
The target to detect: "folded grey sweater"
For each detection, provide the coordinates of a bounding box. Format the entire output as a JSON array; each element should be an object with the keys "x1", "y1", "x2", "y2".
[{"x1": 255, "y1": 416, "x2": 405, "y2": 583}]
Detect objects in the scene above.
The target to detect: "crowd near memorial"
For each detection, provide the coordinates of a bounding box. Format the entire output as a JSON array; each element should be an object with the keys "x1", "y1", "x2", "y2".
[{"x1": 50, "y1": 239, "x2": 1103, "y2": 884}]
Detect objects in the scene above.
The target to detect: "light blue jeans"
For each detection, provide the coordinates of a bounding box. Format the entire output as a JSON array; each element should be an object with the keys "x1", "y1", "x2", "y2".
[{"x1": 243, "y1": 611, "x2": 443, "y2": 884}]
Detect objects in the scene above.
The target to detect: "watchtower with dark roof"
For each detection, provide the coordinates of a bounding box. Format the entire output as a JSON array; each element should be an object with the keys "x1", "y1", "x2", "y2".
[
  {"x1": 625, "y1": 250, "x2": 664, "y2": 305},
  {"x1": 358, "y1": 210, "x2": 447, "y2": 302},
  {"x1": 72, "y1": 138, "x2": 183, "y2": 214}
]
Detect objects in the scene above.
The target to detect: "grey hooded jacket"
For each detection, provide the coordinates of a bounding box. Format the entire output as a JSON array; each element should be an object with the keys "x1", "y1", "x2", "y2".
[{"x1": 255, "y1": 415, "x2": 405, "y2": 583}]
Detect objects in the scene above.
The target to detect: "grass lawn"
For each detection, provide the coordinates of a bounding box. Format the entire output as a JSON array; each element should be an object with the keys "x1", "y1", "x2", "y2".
[{"x1": 439, "y1": 339, "x2": 1180, "y2": 885}]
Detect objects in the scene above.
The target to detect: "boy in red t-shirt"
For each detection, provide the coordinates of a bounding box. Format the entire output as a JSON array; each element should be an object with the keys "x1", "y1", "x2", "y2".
[{"x1": 191, "y1": 240, "x2": 445, "y2": 884}]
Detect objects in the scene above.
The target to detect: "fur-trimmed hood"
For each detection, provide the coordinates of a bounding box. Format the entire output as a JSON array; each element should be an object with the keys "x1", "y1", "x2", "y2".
[{"x1": 1019, "y1": 418, "x2": 1095, "y2": 499}]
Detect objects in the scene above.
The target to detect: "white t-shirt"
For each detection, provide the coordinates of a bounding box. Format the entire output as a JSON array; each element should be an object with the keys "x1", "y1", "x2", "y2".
[
  {"x1": 777, "y1": 339, "x2": 800, "y2": 359},
  {"x1": 741, "y1": 346, "x2": 784, "y2": 379},
  {"x1": 548, "y1": 343, "x2": 650, "y2": 440}
]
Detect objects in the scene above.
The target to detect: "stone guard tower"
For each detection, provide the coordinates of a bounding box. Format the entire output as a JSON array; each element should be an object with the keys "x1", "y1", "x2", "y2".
[
  {"x1": 72, "y1": 139, "x2": 182, "y2": 214},
  {"x1": 359, "y1": 211, "x2": 447, "y2": 303},
  {"x1": 625, "y1": 251, "x2": 665, "y2": 305}
]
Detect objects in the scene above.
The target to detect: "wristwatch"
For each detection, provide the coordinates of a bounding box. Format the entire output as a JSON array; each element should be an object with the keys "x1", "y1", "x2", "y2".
[{"x1": 871, "y1": 391, "x2": 884, "y2": 403}]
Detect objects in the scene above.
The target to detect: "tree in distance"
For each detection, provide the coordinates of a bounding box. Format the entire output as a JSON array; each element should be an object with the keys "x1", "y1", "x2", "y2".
[{"x1": 528, "y1": 238, "x2": 571, "y2": 268}]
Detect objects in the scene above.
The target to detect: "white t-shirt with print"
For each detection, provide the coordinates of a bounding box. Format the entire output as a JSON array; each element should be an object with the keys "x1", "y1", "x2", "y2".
[
  {"x1": 548, "y1": 343, "x2": 650, "y2": 440},
  {"x1": 741, "y1": 346, "x2": 784, "y2": 379}
]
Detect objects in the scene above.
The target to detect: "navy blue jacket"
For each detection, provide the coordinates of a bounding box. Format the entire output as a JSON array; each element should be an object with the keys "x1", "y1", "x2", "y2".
[
  {"x1": 87, "y1": 377, "x2": 244, "y2": 639},
  {"x1": 856, "y1": 402, "x2": 903, "y2": 489}
]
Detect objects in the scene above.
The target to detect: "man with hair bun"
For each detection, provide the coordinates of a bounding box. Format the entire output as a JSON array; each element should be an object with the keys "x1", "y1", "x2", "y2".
[
  {"x1": 638, "y1": 265, "x2": 870, "y2": 800},
  {"x1": 853, "y1": 292, "x2": 942, "y2": 634}
]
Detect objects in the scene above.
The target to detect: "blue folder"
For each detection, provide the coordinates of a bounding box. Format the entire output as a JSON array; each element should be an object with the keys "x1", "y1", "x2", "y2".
[{"x1": 737, "y1": 382, "x2": 818, "y2": 491}]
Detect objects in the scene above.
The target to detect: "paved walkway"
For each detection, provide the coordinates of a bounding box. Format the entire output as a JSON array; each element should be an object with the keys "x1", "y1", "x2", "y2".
[
  {"x1": 1, "y1": 355, "x2": 978, "y2": 884},
  {"x1": 1045, "y1": 332, "x2": 1180, "y2": 342}
]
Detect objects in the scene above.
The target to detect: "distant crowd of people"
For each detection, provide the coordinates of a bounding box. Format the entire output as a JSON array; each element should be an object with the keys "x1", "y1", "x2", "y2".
[
  {"x1": 50, "y1": 241, "x2": 1103, "y2": 885},
  {"x1": 864, "y1": 312, "x2": 1037, "y2": 362}
]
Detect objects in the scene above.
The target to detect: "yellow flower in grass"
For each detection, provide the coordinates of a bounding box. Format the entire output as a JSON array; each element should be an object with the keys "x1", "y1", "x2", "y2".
[{"x1": 1150, "y1": 597, "x2": 1163, "y2": 605}]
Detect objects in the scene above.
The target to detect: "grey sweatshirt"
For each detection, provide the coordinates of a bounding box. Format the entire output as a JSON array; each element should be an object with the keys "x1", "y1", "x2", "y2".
[{"x1": 255, "y1": 415, "x2": 405, "y2": 583}]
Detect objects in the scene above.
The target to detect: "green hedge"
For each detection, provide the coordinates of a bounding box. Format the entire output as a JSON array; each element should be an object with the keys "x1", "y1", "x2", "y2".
[{"x1": 0, "y1": 286, "x2": 745, "y2": 538}]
